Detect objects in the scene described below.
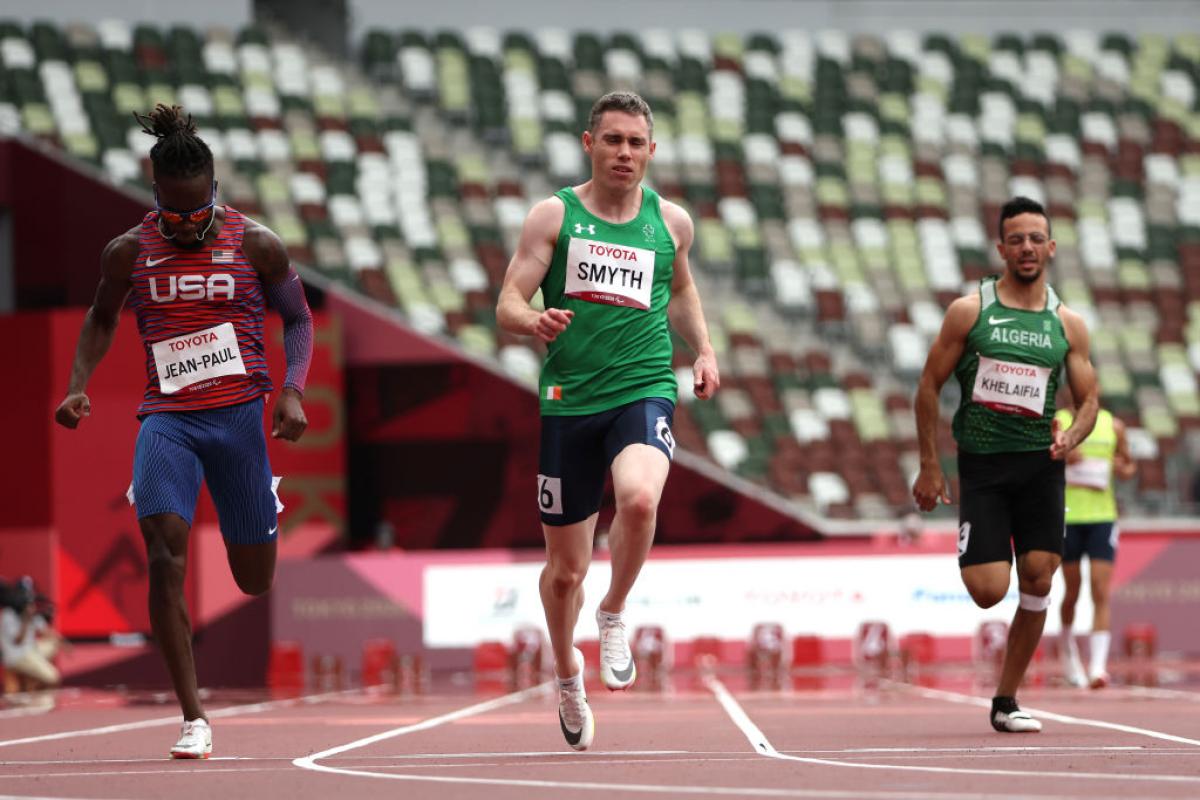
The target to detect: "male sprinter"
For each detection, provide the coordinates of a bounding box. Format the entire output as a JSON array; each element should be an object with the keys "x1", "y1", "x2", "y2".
[
  {"x1": 1055, "y1": 399, "x2": 1136, "y2": 688},
  {"x1": 497, "y1": 91, "x2": 719, "y2": 750},
  {"x1": 54, "y1": 104, "x2": 313, "y2": 758},
  {"x1": 912, "y1": 196, "x2": 1098, "y2": 732}
]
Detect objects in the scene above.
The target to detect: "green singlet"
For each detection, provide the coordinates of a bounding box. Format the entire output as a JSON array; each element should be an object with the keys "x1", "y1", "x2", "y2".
[
  {"x1": 953, "y1": 276, "x2": 1070, "y2": 453},
  {"x1": 538, "y1": 185, "x2": 677, "y2": 415}
]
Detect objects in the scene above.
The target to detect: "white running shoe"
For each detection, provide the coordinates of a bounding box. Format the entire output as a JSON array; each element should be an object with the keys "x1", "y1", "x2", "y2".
[
  {"x1": 991, "y1": 706, "x2": 1042, "y2": 733},
  {"x1": 170, "y1": 718, "x2": 212, "y2": 759},
  {"x1": 1063, "y1": 653, "x2": 1088, "y2": 688},
  {"x1": 558, "y1": 648, "x2": 594, "y2": 751},
  {"x1": 597, "y1": 610, "x2": 636, "y2": 691}
]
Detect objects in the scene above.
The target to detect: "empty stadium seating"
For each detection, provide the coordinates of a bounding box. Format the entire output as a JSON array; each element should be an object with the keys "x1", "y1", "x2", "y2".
[{"x1": 3, "y1": 19, "x2": 1198, "y2": 518}]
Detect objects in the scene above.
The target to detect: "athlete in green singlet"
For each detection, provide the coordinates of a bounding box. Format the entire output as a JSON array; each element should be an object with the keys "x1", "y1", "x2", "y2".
[
  {"x1": 912, "y1": 196, "x2": 1099, "y2": 733},
  {"x1": 497, "y1": 92, "x2": 719, "y2": 751}
]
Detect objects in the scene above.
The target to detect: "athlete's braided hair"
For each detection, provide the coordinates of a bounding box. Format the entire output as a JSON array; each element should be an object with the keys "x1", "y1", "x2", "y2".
[{"x1": 134, "y1": 104, "x2": 213, "y2": 179}]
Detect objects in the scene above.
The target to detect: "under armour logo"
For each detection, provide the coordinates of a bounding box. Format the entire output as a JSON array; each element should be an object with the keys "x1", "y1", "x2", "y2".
[{"x1": 574, "y1": 223, "x2": 595, "y2": 235}]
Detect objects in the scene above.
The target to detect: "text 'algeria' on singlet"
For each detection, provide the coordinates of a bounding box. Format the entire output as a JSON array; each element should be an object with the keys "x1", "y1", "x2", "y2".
[
  {"x1": 953, "y1": 276, "x2": 1070, "y2": 454},
  {"x1": 538, "y1": 186, "x2": 677, "y2": 415},
  {"x1": 128, "y1": 207, "x2": 271, "y2": 415}
]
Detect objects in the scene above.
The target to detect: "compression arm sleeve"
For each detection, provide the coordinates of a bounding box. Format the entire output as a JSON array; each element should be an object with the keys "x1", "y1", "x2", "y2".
[{"x1": 263, "y1": 269, "x2": 313, "y2": 394}]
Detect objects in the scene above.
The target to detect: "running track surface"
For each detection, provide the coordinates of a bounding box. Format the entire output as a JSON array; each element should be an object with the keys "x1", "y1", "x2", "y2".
[{"x1": 2, "y1": 677, "x2": 1199, "y2": 800}]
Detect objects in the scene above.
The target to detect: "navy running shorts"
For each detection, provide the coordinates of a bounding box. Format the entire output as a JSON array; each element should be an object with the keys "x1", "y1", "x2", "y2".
[
  {"x1": 130, "y1": 397, "x2": 282, "y2": 545},
  {"x1": 537, "y1": 397, "x2": 676, "y2": 526},
  {"x1": 1063, "y1": 522, "x2": 1118, "y2": 563},
  {"x1": 956, "y1": 449, "x2": 1065, "y2": 568}
]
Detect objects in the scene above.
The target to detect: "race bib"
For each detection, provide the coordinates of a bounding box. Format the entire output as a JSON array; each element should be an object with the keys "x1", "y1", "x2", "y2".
[
  {"x1": 1066, "y1": 457, "x2": 1112, "y2": 490},
  {"x1": 971, "y1": 355, "x2": 1050, "y2": 418},
  {"x1": 565, "y1": 236, "x2": 654, "y2": 310},
  {"x1": 152, "y1": 322, "x2": 247, "y2": 395}
]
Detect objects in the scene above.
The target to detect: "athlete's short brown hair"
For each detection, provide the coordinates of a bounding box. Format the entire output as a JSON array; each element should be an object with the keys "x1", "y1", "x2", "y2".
[{"x1": 588, "y1": 92, "x2": 654, "y2": 138}]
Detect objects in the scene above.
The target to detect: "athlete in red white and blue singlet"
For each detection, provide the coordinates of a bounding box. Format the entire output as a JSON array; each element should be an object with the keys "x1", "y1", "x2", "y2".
[
  {"x1": 130, "y1": 206, "x2": 272, "y2": 414},
  {"x1": 54, "y1": 104, "x2": 313, "y2": 759}
]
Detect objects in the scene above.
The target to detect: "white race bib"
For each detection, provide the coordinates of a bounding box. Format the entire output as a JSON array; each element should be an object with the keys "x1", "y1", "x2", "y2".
[
  {"x1": 564, "y1": 236, "x2": 655, "y2": 310},
  {"x1": 971, "y1": 355, "x2": 1050, "y2": 418},
  {"x1": 152, "y1": 322, "x2": 247, "y2": 395},
  {"x1": 1066, "y1": 457, "x2": 1112, "y2": 490}
]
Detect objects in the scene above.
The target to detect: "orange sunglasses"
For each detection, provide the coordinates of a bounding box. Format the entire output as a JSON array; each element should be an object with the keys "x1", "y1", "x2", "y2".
[{"x1": 155, "y1": 181, "x2": 217, "y2": 225}]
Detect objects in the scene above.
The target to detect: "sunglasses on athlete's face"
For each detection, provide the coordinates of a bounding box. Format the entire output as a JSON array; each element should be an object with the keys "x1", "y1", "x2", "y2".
[{"x1": 155, "y1": 182, "x2": 217, "y2": 225}]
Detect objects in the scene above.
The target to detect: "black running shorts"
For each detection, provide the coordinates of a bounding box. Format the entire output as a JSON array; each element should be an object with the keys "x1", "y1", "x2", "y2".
[
  {"x1": 1063, "y1": 522, "x2": 1117, "y2": 563},
  {"x1": 537, "y1": 397, "x2": 675, "y2": 526},
  {"x1": 956, "y1": 449, "x2": 1065, "y2": 568}
]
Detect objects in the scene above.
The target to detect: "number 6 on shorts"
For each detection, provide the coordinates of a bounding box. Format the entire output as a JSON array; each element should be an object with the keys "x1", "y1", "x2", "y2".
[{"x1": 537, "y1": 474, "x2": 563, "y2": 515}]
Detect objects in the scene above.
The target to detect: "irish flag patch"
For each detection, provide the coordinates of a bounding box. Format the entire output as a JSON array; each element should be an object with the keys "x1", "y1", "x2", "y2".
[{"x1": 546, "y1": 386, "x2": 562, "y2": 401}]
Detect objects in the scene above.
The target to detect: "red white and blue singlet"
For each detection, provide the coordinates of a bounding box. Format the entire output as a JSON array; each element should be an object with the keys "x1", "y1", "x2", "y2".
[{"x1": 128, "y1": 207, "x2": 272, "y2": 415}]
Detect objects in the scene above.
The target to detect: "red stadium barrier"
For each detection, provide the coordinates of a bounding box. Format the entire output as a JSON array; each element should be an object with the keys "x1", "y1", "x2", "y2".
[
  {"x1": 266, "y1": 640, "x2": 304, "y2": 695},
  {"x1": 360, "y1": 638, "x2": 397, "y2": 687}
]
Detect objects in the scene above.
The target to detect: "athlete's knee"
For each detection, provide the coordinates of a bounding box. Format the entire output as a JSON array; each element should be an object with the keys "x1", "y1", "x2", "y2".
[
  {"x1": 543, "y1": 556, "x2": 588, "y2": 595},
  {"x1": 616, "y1": 487, "x2": 658, "y2": 525},
  {"x1": 968, "y1": 585, "x2": 1008, "y2": 609},
  {"x1": 233, "y1": 572, "x2": 272, "y2": 596},
  {"x1": 1019, "y1": 574, "x2": 1054, "y2": 598},
  {"x1": 141, "y1": 526, "x2": 187, "y2": 588}
]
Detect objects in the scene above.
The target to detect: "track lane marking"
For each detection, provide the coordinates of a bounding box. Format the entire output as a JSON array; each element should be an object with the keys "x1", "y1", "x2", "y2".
[
  {"x1": 705, "y1": 675, "x2": 1200, "y2": 784},
  {"x1": 0, "y1": 688, "x2": 360, "y2": 749},
  {"x1": 891, "y1": 682, "x2": 1200, "y2": 747}
]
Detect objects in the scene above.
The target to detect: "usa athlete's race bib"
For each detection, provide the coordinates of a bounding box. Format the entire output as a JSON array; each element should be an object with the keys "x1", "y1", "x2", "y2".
[
  {"x1": 152, "y1": 322, "x2": 247, "y2": 395},
  {"x1": 1066, "y1": 457, "x2": 1112, "y2": 490},
  {"x1": 565, "y1": 236, "x2": 654, "y2": 310},
  {"x1": 971, "y1": 355, "x2": 1050, "y2": 418}
]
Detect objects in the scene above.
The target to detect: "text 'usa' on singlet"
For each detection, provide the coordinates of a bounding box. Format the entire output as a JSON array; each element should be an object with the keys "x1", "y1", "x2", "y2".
[
  {"x1": 128, "y1": 207, "x2": 271, "y2": 415},
  {"x1": 952, "y1": 276, "x2": 1070, "y2": 454},
  {"x1": 538, "y1": 186, "x2": 677, "y2": 416}
]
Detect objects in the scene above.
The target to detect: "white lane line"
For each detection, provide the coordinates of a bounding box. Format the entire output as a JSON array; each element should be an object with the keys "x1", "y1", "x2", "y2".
[
  {"x1": 704, "y1": 675, "x2": 1200, "y2": 784},
  {"x1": 348, "y1": 749, "x2": 691, "y2": 759},
  {"x1": 2, "y1": 767, "x2": 289, "y2": 779},
  {"x1": 293, "y1": 682, "x2": 550, "y2": 767},
  {"x1": 0, "y1": 688, "x2": 359, "y2": 749},
  {"x1": 893, "y1": 682, "x2": 1200, "y2": 747},
  {"x1": 0, "y1": 706, "x2": 54, "y2": 720},
  {"x1": 290, "y1": 683, "x2": 1032, "y2": 798},
  {"x1": 1122, "y1": 685, "x2": 1200, "y2": 702}
]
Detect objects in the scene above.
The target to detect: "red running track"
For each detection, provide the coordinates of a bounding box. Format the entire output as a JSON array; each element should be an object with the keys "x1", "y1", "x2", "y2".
[{"x1": 2, "y1": 677, "x2": 1199, "y2": 800}]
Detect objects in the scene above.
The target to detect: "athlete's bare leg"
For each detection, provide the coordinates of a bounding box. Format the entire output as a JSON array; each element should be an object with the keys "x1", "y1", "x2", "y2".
[
  {"x1": 1059, "y1": 561, "x2": 1082, "y2": 629},
  {"x1": 226, "y1": 541, "x2": 277, "y2": 596},
  {"x1": 598, "y1": 444, "x2": 670, "y2": 615},
  {"x1": 541, "y1": 515, "x2": 598, "y2": 678},
  {"x1": 996, "y1": 550, "x2": 1061, "y2": 696},
  {"x1": 960, "y1": 561, "x2": 1012, "y2": 609},
  {"x1": 1089, "y1": 559, "x2": 1113, "y2": 632},
  {"x1": 140, "y1": 513, "x2": 203, "y2": 721}
]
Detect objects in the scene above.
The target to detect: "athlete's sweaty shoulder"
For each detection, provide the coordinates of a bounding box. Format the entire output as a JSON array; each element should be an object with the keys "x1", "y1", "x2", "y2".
[
  {"x1": 100, "y1": 226, "x2": 140, "y2": 282},
  {"x1": 1056, "y1": 302, "x2": 1089, "y2": 349},
  {"x1": 525, "y1": 195, "x2": 567, "y2": 243},
  {"x1": 659, "y1": 198, "x2": 694, "y2": 251},
  {"x1": 941, "y1": 292, "x2": 981, "y2": 340},
  {"x1": 241, "y1": 217, "x2": 290, "y2": 283}
]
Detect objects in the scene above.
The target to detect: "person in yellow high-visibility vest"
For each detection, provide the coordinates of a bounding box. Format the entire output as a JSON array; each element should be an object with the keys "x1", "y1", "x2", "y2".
[{"x1": 1054, "y1": 402, "x2": 1136, "y2": 688}]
